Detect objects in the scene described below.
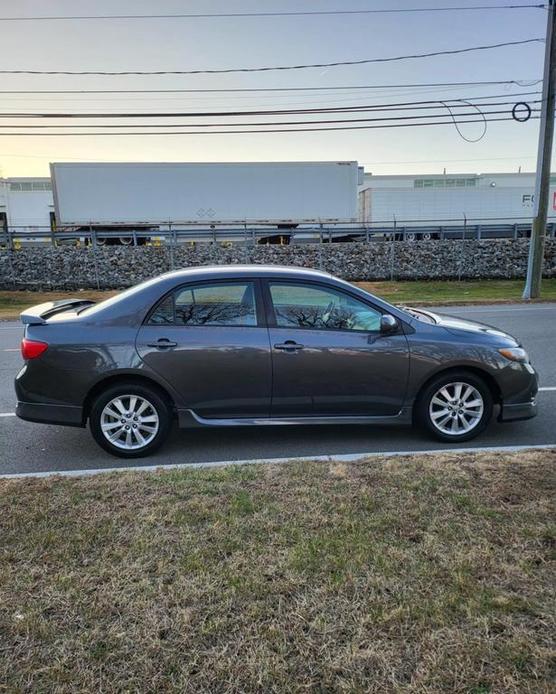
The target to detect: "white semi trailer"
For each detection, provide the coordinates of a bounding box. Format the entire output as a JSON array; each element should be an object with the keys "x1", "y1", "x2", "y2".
[{"x1": 50, "y1": 162, "x2": 360, "y2": 239}]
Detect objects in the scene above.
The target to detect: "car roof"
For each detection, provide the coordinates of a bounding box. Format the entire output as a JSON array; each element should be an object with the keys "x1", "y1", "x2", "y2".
[{"x1": 160, "y1": 264, "x2": 333, "y2": 281}]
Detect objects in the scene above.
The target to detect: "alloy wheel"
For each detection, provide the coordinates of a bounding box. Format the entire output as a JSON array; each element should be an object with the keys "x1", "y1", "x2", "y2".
[
  {"x1": 100, "y1": 394, "x2": 159, "y2": 450},
  {"x1": 428, "y1": 381, "x2": 484, "y2": 436}
]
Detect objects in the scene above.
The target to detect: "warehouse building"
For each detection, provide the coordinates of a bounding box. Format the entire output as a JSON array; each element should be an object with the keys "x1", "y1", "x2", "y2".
[
  {"x1": 0, "y1": 177, "x2": 54, "y2": 232},
  {"x1": 358, "y1": 171, "x2": 556, "y2": 227}
]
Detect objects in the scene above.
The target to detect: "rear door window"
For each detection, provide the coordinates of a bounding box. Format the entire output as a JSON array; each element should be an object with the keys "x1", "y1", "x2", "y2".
[{"x1": 149, "y1": 282, "x2": 258, "y2": 327}]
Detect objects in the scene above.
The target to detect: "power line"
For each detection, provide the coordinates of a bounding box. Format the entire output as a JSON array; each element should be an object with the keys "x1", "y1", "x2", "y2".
[
  {"x1": 0, "y1": 90, "x2": 537, "y2": 113},
  {"x1": 0, "y1": 102, "x2": 540, "y2": 130},
  {"x1": 0, "y1": 116, "x2": 537, "y2": 136},
  {"x1": 360, "y1": 155, "x2": 537, "y2": 164},
  {"x1": 0, "y1": 90, "x2": 490, "y2": 111},
  {"x1": 0, "y1": 109, "x2": 535, "y2": 129},
  {"x1": 0, "y1": 153, "x2": 538, "y2": 163},
  {"x1": 0, "y1": 39, "x2": 543, "y2": 76},
  {"x1": 0, "y1": 92, "x2": 541, "y2": 118},
  {"x1": 0, "y1": 89, "x2": 512, "y2": 106},
  {"x1": 0, "y1": 80, "x2": 542, "y2": 95},
  {"x1": 0, "y1": 5, "x2": 546, "y2": 21}
]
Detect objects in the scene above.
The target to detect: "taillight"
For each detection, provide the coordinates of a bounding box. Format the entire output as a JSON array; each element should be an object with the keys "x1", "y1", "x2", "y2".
[{"x1": 21, "y1": 338, "x2": 48, "y2": 360}]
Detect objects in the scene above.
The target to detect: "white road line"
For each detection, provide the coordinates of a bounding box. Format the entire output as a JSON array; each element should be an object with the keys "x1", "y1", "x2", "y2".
[
  {"x1": 0, "y1": 387, "x2": 554, "y2": 419},
  {"x1": 0, "y1": 443, "x2": 554, "y2": 480},
  {"x1": 442, "y1": 307, "x2": 556, "y2": 314}
]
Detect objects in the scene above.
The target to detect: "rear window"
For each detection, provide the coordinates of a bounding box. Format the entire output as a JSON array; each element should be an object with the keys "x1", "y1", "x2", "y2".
[{"x1": 77, "y1": 276, "x2": 166, "y2": 317}]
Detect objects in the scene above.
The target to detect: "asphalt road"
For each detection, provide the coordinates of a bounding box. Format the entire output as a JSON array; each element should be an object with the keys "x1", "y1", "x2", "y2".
[{"x1": 1, "y1": 303, "x2": 555, "y2": 475}]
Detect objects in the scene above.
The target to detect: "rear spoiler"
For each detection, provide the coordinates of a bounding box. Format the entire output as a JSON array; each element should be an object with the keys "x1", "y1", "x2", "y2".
[{"x1": 20, "y1": 299, "x2": 96, "y2": 325}]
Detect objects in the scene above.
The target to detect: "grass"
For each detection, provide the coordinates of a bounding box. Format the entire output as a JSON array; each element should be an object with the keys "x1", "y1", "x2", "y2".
[
  {"x1": 0, "y1": 289, "x2": 118, "y2": 320},
  {"x1": 0, "y1": 450, "x2": 554, "y2": 692},
  {"x1": 356, "y1": 279, "x2": 556, "y2": 305},
  {"x1": 1, "y1": 279, "x2": 556, "y2": 320}
]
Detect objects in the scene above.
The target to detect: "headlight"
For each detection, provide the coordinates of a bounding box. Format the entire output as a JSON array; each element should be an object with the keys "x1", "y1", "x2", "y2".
[{"x1": 498, "y1": 347, "x2": 529, "y2": 363}]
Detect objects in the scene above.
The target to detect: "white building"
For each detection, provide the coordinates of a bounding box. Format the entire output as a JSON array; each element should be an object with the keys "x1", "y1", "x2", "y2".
[
  {"x1": 0, "y1": 177, "x2": 54, "y2": 232},
  {"x1": 358, "y1": 172, "x2": 554, "y2": 227}
]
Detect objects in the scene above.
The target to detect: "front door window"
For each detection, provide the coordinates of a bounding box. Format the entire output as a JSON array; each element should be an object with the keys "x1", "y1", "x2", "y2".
[{"x1": 269, "y1": 283, "x2": 381, "y2": 332}]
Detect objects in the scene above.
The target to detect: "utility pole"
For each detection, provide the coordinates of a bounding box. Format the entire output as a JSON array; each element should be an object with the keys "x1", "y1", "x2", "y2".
[{"x1": 523, "y1": 0, "x2": 556, "y2": 299}]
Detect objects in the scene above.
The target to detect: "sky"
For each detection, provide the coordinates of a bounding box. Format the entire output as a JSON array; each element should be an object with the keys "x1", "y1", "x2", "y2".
[{"x1": 0, "y1": 0, "x2": 549, "y2": 178}]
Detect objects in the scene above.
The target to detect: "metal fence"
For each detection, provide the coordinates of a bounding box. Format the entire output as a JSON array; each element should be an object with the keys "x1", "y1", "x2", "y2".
[{"x1": 2, "y1": 217, "x2": 556, "y2": 249}]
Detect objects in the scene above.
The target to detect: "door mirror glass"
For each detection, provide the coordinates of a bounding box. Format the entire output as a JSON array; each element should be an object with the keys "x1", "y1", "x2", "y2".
[{"x1": 380, "y1": 314, "x2": 399, "y2": 334}]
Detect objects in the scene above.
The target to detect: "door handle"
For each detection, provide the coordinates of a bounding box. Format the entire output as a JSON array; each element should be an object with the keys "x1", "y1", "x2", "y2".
[
  {"x1": 147, "y1": 338, "x2": 178, "y2": 349},
  {"x1": 274, "y1": 341, "x2": 304, "y2": 352}
]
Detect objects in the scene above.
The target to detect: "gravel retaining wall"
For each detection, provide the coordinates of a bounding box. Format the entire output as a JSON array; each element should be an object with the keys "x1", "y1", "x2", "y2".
[{"x1": 1, "y1": 239, "x2": 555, "y2": 289}]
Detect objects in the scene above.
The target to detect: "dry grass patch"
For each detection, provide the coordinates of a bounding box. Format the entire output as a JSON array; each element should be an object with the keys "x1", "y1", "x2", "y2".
[
  {"x1": 2, "y1": 279, "x2": 556, "y2": 320},
  {"x1": 0, "y1": 290, "x2": 118, "y2": 320},
  {"x1": 0, "y1": 451, "x2": 555, "y2": 692}
]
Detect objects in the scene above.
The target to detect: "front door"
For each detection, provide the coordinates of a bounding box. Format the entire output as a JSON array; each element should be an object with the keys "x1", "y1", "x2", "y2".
[
  {"x1": 136, "y1": 280, "x2": 271, "y2": 418},
  {"x1": 265, "y1": 281, "x2": 410, "y2": 417}
]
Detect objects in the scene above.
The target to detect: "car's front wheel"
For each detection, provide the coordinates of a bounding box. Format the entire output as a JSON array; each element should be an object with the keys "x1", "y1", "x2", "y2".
[
  {"x1": 417, "y1": 371, "x2": 493, "y2": 442},
  {"x1": 90, "y1": 382, "x2": 172, "y2": 458}
]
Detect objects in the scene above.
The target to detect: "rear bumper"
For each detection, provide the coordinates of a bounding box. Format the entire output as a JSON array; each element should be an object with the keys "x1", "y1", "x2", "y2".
[{"x1": 16, "y1": 401, "x2": 84, "y2": 427}]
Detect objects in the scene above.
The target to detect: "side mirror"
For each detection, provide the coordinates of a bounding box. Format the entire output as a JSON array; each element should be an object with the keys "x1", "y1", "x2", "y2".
[{"x1": 380, "y1": 314, "x2": 399, "y2": 334}]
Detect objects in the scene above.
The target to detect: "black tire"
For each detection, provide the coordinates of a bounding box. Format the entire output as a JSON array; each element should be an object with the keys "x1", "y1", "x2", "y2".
[
  {"x1": 416, "y1": 371, "x2": 493, "y2": 443},
  {"x1": 89, "y1": 382, "x2": 172, "y2": 458}
]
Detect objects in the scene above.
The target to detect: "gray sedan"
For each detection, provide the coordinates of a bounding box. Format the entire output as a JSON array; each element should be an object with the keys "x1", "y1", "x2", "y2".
[{"x1": 15, "y1": 265, "x2": 538, "y2": 457}]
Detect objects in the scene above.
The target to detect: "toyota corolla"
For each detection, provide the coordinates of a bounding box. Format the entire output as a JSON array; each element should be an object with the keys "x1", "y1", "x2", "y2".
[{"x1": 15, "y1": 265, "x2": 538, "y2": 457}]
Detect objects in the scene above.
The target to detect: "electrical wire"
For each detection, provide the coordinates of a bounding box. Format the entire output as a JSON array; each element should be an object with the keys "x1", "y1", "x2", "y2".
[
  {"x1": 0, "y1": 80, "x2": 542, "y2": 94},
  {"x1": 0, "y1": 87, "x2": 540, "y2": 113},
  {"x1": 0, "y1": 88, "x2": 509, "y2": 106},
  {"x1": 0, "y1": 153, "x2": 537, "y2": 163},
  {"x1": 0, "y1": 93, "x2": 541, "y2": 118},
  {"x1": 441, "y1": 100, "x2": 489, "y2": 142},
  {"x1": 0, "y1": 109, "x2": 534, "y2": 129},
  {"x1": 0, "y1": 115, "x2": 538, "y2": 136},
  {"x1": 359, "y1": 155, "x2": 536, "y2": 164},
  {"x1": 0, "y1": 91, "x2": 493, "y2": 112},
  {"x1": 0, "y1": 5, "x2": 546, "y2": 21},
  {"x1": 0, "y1": 39, "x2": 543, "y2": 76}
]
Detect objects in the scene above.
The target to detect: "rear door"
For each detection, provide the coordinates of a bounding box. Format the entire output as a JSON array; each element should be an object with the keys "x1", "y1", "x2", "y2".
[
  {"x1": 136, "y1": 280, "x2": 272, "y2": 418},
  {"x1": 264, "y1": 280, "x2": 410, "y2": 417}
]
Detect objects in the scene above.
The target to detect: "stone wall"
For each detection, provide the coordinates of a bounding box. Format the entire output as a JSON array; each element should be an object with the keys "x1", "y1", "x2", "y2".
[{"x1": 1, "y1": 239, "x2": 555, "y2": 290}]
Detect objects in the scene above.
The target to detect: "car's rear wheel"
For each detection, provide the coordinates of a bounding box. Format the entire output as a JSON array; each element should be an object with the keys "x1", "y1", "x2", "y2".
[
  {"x1": 90, "y1": 383, "x2": 172, "y2": 458},
  {"x1": 417, "y1": 371, "x2": 493, "y2": 442}
]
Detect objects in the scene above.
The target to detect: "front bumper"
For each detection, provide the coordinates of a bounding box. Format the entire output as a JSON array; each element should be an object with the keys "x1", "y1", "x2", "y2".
[
  {"x1": 498, "y1": 364, "x2": 538, "y2": 422},
  {"x1": 16, "y1": 401, "x2": 84, "y2": 427},
  {"x1": 498, "y1": 398, "x2": 538, "y2": 422}
]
